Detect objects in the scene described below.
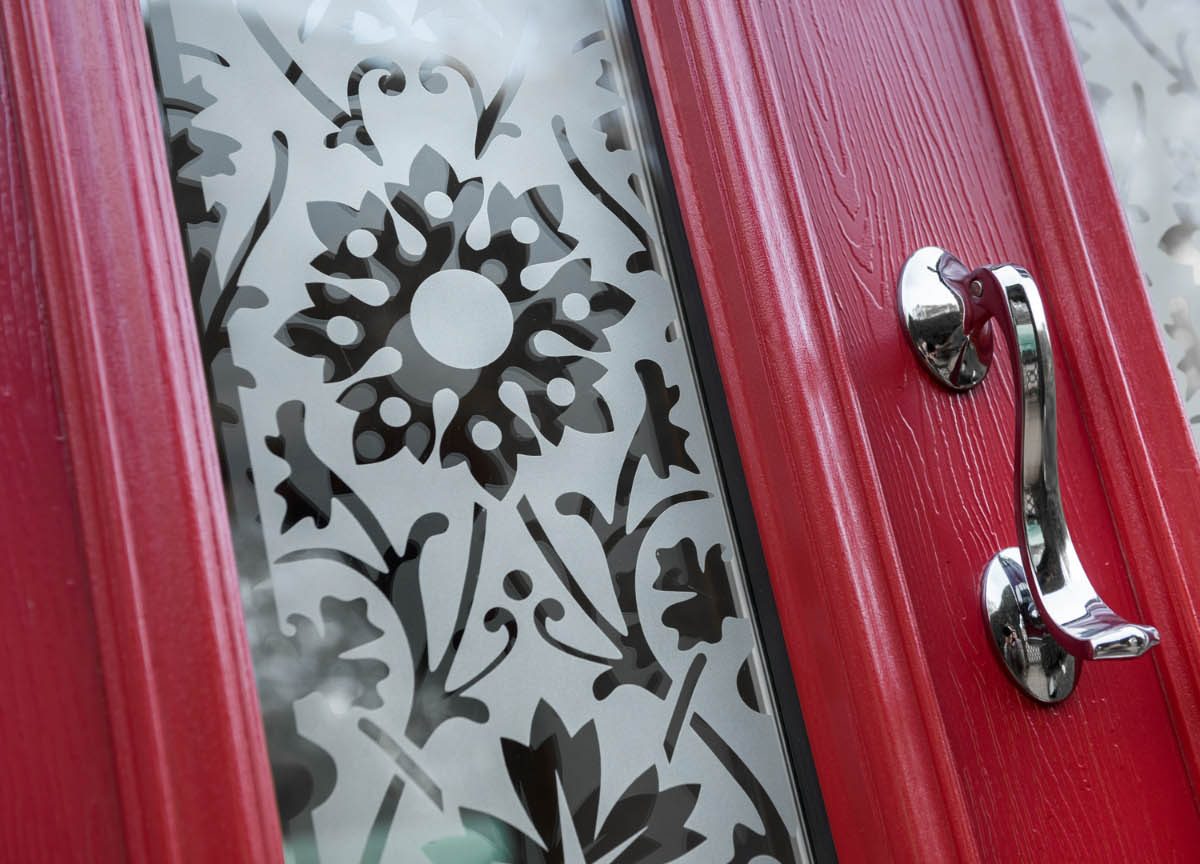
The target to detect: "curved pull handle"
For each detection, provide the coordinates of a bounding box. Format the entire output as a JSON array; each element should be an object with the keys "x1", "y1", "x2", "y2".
[{"x1": 898, "y1": 247, "x2": 1159, "y2": 702}]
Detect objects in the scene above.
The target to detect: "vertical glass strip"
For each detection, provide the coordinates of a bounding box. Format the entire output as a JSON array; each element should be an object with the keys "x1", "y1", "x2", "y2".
[
  {"x1": 144, "y1": 2, "x2": 812, "y2": 861},
  {"x1": 1066, "y1": 0, "x2": 1200, "y2": 449}
]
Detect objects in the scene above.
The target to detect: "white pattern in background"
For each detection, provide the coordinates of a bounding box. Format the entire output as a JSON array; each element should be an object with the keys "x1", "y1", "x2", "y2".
[
  {"x1": 143, "y1": 1, "x2": 809, "y2": 862},
  {"x1": 1066, "y1": 0, "x2": 1200, "y2": 445}
]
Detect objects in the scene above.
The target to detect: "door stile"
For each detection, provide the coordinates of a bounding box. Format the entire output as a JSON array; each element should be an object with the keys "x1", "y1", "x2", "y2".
[
  {"x1": 963, "y1": 0, "x2": 1200, "y2": 807},
  {"x1": 631, "y1": 3, "x2": 982, "y2": 862},
  {"x1": 0, "y1": 39, "x2": 128, "y2": 863},
  {"x1": 0, "y1": 1, "x2": 285, "y2": 861}
]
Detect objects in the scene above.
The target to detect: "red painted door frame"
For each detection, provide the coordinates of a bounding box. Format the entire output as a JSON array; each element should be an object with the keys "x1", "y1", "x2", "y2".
[
  {"x1": 635, "y1": 1, "x2": 1200, "y2": 860},
  {"x1": 0, "y1": 2, "x2": 282, "y2": 861},
  {"x1": 3, "y1": 0, "x2": 1200, "y2": 862},
  {"x1": 0, "y1": 37, "x2": 128, "y2": 862}
]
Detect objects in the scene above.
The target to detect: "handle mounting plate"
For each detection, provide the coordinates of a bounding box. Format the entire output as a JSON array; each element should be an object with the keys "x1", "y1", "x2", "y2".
[
  {"x1": 898, "y1": 245, "x2": 1158, "y2": 704},
  {"x1": 982, "y1": 548, "x2": 1078, "y2": 703},
  {"x1": 897, "y1": 246, "x2": 992, "y2": 391}
]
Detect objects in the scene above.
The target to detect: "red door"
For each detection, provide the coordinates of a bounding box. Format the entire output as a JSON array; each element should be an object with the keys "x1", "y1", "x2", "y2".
[{"x1": 3, "y1": 0, "x2": 1200, "y2": 862}]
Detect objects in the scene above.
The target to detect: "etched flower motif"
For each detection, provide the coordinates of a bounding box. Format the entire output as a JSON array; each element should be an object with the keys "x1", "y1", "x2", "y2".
[
  {"x1": 278, "y1": 146, "x2": 633, "y2": 495},
  {"x1": 423, "y1": 700, "x2": 705, "y2": 864}
]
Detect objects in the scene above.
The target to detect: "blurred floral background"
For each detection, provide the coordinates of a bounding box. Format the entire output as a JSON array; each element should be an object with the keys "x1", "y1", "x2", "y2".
[{"x1": 1067, "y1": 0, "x2": 1200, "y2": 449}]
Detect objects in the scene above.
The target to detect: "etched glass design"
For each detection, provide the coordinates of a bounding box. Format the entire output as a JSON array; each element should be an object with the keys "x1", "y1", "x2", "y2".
[
  {"x1": 1066, "y1": 0, "x2": 1200, "y2": 449},
  {"x1": 145, "y1": 1, "x2": 809, "y2": 861}
]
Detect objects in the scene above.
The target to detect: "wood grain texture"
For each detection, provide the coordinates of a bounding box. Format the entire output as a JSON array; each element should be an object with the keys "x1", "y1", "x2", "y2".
[
  {"x1": 0, "y1": 1, "x2": 284, "y2": 861},
  {"x1": 748, "y1": 0, "x2": 1200, "y2": 859},
  {"x1": 637, "y1": 0, "x2": 1200, "y2": 860},
  {"x1": 965, "y1": 0, "x2": 1200, "y2": 810},
  {"x1": 0, "y1": 42, "x2": 128, "y2": 864},
  {"x1": 633, "y1": 3, "x2": 981, "y2": 862}
]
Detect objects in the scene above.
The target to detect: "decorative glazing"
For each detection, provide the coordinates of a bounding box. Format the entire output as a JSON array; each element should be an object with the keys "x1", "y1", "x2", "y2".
[
  {"x1": 144, "y1": 1, "x2": 809, "y2": 862},
  {"x1": 1067, "y1": 0, "x2": 1200, "y2": 446}
]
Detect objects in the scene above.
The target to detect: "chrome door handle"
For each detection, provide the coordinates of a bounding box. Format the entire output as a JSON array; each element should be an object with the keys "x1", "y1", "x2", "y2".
[{"x1": 898, "y1": 247, "x2": 1159, "y2": 703}]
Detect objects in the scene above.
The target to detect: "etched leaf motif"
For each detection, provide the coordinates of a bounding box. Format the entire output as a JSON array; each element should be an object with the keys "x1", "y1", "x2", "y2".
[
  {"x1": 146, "y1": 0, "x2": 807, "y2": 859},
  {"x1": 496, "y1": 700, "x2": 704, "y2": 863},
  {"x1": 1160, "y1": 208, "x2": 1200, "y2": 286},
  {"x1": 281, "y1": 504, "x2": 520, "y2": 748},
  {"x1": 518, "y1": 356, "x2": 712, "y2": 701},
  {"x1": 259, "y1": 595, "x2": 389, "y2": 712},
  {"x1": 653, "y1": 539, "x2": 738, "y2": 649},
  {"x1": 630, "y1": 359, "x2": 700, "y2": 479},
  {"x1": 691, "y1": 714, "x2": 800, "y2": 864},
  {"x1": 265, "y1": 400, "x2": 350, "y2": 532},
  {"x1": 1165, "y1": 297, "x2": 1200, "y2": 401}
]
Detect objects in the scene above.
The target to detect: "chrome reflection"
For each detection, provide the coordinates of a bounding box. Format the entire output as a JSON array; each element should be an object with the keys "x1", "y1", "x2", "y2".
[
  {"x1": 982, "y1": 548, "x2": 1076, "y2": 703},
  {"x1": 899, "y1": 247, "x2": 1159, "y2": 703}
]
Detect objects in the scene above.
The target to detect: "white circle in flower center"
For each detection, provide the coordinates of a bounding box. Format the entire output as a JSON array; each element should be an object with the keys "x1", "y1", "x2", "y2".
[
  {"x1": 345, "y1": 228, "x2": 377, "y2": 258},
  {"x1": 471, "y1": 419, "x2": 502, "y2": 450},
  {"x1": 510, "y1": 216, "x2": 539, "y2": 244},
  {"x1": 410, "y1": 269, "x2": 514, "y2": 369},
  {"x1": 378, "y1": 397, "x2": 411, "y2": 427},
  {"x1": 326, "y1": 315, "x2": 361, "y2": 346},
  {"x1": 423, "y1": 191, "x2": 453, "y2": 219}
]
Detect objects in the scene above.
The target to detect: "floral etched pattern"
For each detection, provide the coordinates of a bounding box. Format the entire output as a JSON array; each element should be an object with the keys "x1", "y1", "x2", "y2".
[
  {"x1": 1067, "y1": 0, "x2": 1200, "y2": 441},
  {"x1": 280, "y1": 146, "x2": 632, "y2": 494},
  {"x1": 144, "y1": 0, "x2": 809, "y2": 862}
]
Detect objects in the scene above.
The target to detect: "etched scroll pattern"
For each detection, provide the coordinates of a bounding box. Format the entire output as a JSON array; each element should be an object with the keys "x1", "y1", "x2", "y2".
[
  {"x1": 1067, "y1": 0, "x2": 1200, "y2": 445},
  {"x1": 145, "y1": 1, "x2": 805, "y2": 862}
]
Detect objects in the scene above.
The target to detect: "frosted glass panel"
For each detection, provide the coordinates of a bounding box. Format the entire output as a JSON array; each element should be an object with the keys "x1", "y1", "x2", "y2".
[
  {"x1": 144, "y1": 1, "x2": 811, "y2": 862},
  {"x1": 1067, "y1": 0, "x2": 1200, "y2": 448}
]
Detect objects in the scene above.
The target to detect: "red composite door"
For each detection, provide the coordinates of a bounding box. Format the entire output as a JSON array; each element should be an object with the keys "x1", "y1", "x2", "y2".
[{"x1": 4, "y1": 0, "x2": 1200, "y2": 862}]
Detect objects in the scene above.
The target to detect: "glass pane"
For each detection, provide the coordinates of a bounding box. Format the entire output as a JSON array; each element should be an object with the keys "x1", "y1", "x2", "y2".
[
  {"x1": 145, "y1": 1, "x2": 811, "y2": 861},
  {"x1": 1066, "y1": 0, "x2": 1200, "y2": 448}
]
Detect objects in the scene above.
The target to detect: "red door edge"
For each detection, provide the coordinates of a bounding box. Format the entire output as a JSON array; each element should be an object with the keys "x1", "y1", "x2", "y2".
[
  {"x1": 0, "y1": 38, "x2": 129, "y2": 863},
  {"x1": 632, "y1": 3, "x2": 983, "y2": 862},
  {"x1": 5, "y1": 0, "x2": 1198, "y2": 859},
  {"x1": 964, "y1": 0, "x2": 1200, "y2": 806},
  {"x1": 0, "y1": 1, "x2": 285, "y2": 861},
  {"x1": 636, "y1": 0, "x2": 1200, "y2": 859}
]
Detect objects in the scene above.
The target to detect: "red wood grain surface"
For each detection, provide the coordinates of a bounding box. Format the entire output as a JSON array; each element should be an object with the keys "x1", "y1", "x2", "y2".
[
  {"x1": 0, "y1": 42, "x2": 128, "y2": 864},
  {"x1": 636, "y1": 0, "x2": 1200, "y2": 861},
  {"x1": 4, "y1": 0, "x2": 1199, "y2": 860},
  {"x1": 966, "y1": 0, "x2": 1200, "y2": 810},
  {"x1": 0, "y1": 1, "x2": 285, "y2": 861},
  {"x1": 634, "y1": 4, "x2": 982, "y2": 862}
]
